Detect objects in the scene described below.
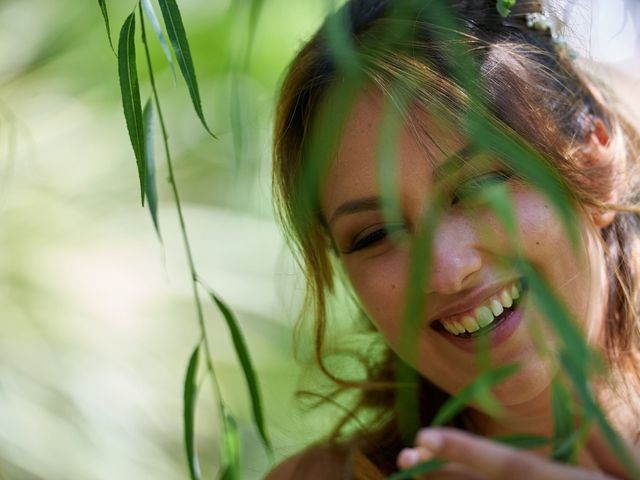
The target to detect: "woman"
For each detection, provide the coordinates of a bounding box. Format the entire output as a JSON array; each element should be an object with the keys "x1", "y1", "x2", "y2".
[{"x1": 268, "y1": 0, "x2": 640, "y2": 478}]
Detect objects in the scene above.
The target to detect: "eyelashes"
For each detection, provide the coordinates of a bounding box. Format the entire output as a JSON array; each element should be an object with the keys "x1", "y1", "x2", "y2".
[{"x1": 341, "y1": 170, "x2": 513, "y2": 255}]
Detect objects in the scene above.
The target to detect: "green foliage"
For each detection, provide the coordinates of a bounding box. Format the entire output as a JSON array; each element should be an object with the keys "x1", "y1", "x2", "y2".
[
  {"x1": 386, "y1": 459, "x2": 448, "y2": 480},
  {"x1": 118, "y1": 11, "x2": 146, "y2": 205},
  {"x1": 184, "y1": 345, "x2": 201, "y2": 480},
  {"x1": 98, "y1": 0, "x2": 116, "y2": 54},
  {"x1": 142, "y1": 99, "x2": 161, "y2": 238},
  {"x1": 497, "y1": 0, "x2": 517, "y2": 18}
]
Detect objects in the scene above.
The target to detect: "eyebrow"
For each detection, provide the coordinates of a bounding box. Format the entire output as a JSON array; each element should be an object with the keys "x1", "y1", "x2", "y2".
[{"x1": 328, "y1": 196, "x2": 381, "y2": 226}]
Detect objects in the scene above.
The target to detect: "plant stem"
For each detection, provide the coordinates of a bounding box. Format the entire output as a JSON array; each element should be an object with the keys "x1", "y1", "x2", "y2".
[{"x1": 138, "y1": 2, "x2": 223, "y2": 409}]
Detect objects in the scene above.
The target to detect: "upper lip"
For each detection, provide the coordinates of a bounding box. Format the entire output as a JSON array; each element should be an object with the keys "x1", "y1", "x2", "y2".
[{"x1": 427, "y1": 279, "x2": 519, "y2": 325}]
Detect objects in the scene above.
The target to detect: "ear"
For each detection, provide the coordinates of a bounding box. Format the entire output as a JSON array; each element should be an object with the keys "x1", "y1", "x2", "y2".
[{"x1": 583, "y1": 116, "x2": 616, "y2": 228}]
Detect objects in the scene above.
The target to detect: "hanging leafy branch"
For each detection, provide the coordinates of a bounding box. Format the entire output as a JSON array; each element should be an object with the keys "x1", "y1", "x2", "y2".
[{"x1": 98, "y1": 0, "x2": 273, "y2": 478}]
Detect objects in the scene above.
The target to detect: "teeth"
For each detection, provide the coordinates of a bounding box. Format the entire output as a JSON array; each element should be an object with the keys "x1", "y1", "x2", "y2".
[
  {"x1": 440, "y1": 281, "x2": 523, "y2": 336},
  {"x1": 475, "y1": 306, "x2": 494, "y2": 328},
  {"x1": 499, "y1": 289, "x2": 513, "y2": 308},
  {"x1": 490, "y1": 298, "x2": 504, "y2": 317},
  {"x1": 511, "y1": 284, "x2": 520, "y2": 300},
  {"x1": 462, "y1": 316, "x2": 480, "y2": 333}
]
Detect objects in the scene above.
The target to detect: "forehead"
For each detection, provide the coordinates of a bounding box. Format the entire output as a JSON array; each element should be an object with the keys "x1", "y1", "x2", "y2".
[{"x1": 319, "y1": 88, "x2": 465, "y2": 221}]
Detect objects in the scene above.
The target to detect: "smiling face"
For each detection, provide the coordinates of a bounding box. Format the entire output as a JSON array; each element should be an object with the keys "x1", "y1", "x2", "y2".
[{"x1": 319, "y1": 89, "x2": 610, "y2": 411}]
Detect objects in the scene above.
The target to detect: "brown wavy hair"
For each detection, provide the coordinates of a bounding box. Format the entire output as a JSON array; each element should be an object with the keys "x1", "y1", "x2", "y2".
[{"x1": 272, "y1": 0, "x2": 640, "y2": 474}]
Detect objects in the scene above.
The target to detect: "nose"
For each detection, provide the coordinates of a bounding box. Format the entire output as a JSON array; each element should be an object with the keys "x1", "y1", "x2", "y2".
[{"x1": 425, "y1": 216, "x2": 482, "y2": 295}]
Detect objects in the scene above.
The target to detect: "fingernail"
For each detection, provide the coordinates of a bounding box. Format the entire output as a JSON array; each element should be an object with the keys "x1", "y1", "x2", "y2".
[
  {"x1": 399, "y1": 448, "x2": 421, "y2": 467},
  {"x1": 417, "y1": 429, "x2": 443, "y2": 452}
]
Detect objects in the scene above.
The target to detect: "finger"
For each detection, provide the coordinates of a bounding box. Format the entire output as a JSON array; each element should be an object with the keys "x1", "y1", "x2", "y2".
[
  {"x1": 397, "y1": 447, "x2": 485, "y2": 480},
  {"x1": 415, "y1": 427, "x2": 613, "y2": 480}
]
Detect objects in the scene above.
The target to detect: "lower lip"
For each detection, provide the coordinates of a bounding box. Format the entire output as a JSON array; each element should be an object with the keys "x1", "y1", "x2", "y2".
[{"x1": 433, "y1": 301, "x2": 525, "y2": 353}]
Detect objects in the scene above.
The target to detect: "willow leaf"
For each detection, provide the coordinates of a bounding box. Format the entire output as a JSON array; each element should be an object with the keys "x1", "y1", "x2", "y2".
[
  {"x1": 141, "y1": 0, "x2": 176, "y2": 79},
  {"x1": 98, "y1": 0, "x2": 116, "y2": 54},
  {"x1": 157, "y1": 0, "x2": 216, "y2": 137},
  {"x1": 497, "y1": 0, "x2": 517, "y2": 17},
  {"x1": 219, "y1": 413, "x2": 241, "y2": 480},
  {"x1": 184, "y1": 344, "x2": 201, "y2": 480},
  {"x1": 246, "y1": 0, "x2": 264, "y2": 62},
  {"x1": 142, "y1": 99, "x2": 161, "y2": 239},
  {"x1": 118, "y1": 12, "x2": 146, "y2": 205},
  {"x1": 387, "y1": 459, "x2": 447, "y2": 480},
  {"x1": 210, "y1": 293, "x2": 272, "y2": 454},
  {"x1": 431, "y1": 363, "x2": 519, "y2": 426}
]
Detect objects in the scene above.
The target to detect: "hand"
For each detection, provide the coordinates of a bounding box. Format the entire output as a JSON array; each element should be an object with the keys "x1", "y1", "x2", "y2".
[{"x1": 396, "y1": 427, "x2": 618, "y2": 480}]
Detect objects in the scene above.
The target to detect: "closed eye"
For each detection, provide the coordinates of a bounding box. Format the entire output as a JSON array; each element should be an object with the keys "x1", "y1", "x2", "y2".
[
  {"x1": 342, "y1": 222, "x2": 407, "y2": 254},
  {"x1": 450, "y1": 170, "x2": 512, "y2": 206}
]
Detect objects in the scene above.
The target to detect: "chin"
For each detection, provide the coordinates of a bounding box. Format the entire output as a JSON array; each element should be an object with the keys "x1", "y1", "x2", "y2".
[{"x1": 490, "y1": 354, "x2": 555, "y2": 410}]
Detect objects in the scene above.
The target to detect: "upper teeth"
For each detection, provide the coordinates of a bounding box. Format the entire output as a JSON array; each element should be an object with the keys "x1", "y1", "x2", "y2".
[{"x1": 441, "y1": 282, "x2": 521, "y2": 336}]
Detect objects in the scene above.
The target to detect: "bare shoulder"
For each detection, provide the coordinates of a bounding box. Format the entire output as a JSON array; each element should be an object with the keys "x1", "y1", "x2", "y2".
[{"x1": 264, "y1": 444, "x2": 349, "y2": 480}]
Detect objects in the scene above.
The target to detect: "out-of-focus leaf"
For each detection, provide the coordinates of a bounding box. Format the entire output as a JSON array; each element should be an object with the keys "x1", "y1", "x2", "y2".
[
  {"x1": 157, "y1": 0, "x2": 216, "y2": 137},
  {"x1": 387, "y1": 459, "x2": 447, "y2": 480},
  {"x1": 142, "y1": 99, "x2": 161, "y2": 239},
  {"x1": 184, "y1": 344, "x2": 201, "y2": 480},
  {"x1": 209, "y1": 292, "x2": 272, "y2": 455},
  {"x1": 551, "y1": 379, "x2": 575, "y2": 462},
  {"x1": 98, "y1": 0, "x2": 116, "y2": 54},
  {"x1": 493, "y1": 434, "x2": 551, "y2": 450},
  {"x1": 141, "y1": 0, "x2": 176, "y2": 79},
  {"x1": 219, "y1": 413, "x2": 241, "y2": 480},
  {"x1": 118, "y1": 11, "x2": 146, "y2": 205},
  {"x1": 497, "y1": 0, "x2": 517, "y2": 17},
  {"x1": 432, "y1": 363, "x2": 519, "y2": 426},
  {"x1": 246, "y1": 0, "x2": 264, "y2": 63}
]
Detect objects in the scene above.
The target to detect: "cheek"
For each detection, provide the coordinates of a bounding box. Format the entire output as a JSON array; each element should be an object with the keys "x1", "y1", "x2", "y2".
[{"x1": 343, "y1": 251, "x2": 409, "y2": 342}]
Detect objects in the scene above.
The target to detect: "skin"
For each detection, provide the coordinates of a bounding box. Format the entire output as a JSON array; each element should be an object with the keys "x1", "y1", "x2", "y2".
[{"x1": 317, "y1": 89, "x2": 637, "y2": 477}]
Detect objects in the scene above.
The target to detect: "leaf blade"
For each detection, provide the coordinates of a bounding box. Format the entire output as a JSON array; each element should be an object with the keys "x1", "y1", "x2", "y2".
[
  {"x1": 141, "y1": 0, "x2": 176, "y2": 79},
  {"x1": 118, "y1": 11, "x2": 146, "y2": 205},
  {"x1": 98, "y1": 0, "x2": 116, "y2": 54},
  {"x1": 209, "y1": 293, "x2": 272, "y2": 455},
  {"x1": 219, "y1": 413, "x2": 241, "y2": 480},
  {"x1": 157, "y1": 0, "x2": 216, "y2": 137},
  {"x1": 142, "y1": 99, "x2": 161, "y2": 238},
  {"x1": 184, "y1": 344, "x2": 201, "y2": 480}
]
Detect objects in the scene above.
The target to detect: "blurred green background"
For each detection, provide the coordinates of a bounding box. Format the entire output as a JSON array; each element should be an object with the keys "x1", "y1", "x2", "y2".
[{"x1": 0, "y1": 0, "x2": 638, "y2": 479}]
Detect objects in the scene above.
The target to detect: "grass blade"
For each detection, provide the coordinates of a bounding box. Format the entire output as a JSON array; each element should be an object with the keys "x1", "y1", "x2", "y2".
[
  {"x1": 141, "y1": 0, "x2": 176, "y2": 79},
  {"x1": 157, "y1": 0, "x2": 216, "y2": 137},
  {"x1": 387, "y1": 459, "x2": 447, "y2": 480},
  {"x1": 496, "y1": 0, "x2": 517, "y2": 17},
  {"x1": 184, "y1": 344, "x2": 201, "y2": 480},
  {"x1": 431, "y1": 364, "x2": 519, "y2": 426},
  {"x1": 219, "y1": 413, "x2": 241, "y2": 480},
  {"x1": 493, "y1": 434, "x2": 551, "y2": 450},
  {"x1": 209, "y1": 292, "x2": 272, "y2": 455},
  {"x1": 98, "y1": 0, "x2": 116, "y2": 54},
  {"x1": 142, "y1": 99, "x2": 161, "y2": 239},
  {"x1": 551, "y1": 379, "x2": 575, "y2": 462},
  {"x1": 118, "y1": 11, "x2": 146, "y2": 205}
]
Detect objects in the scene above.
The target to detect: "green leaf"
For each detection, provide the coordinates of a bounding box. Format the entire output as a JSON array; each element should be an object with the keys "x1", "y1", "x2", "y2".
[
  {"x1": 493, "y1": 434, "x2": 551, "y2": 450},
  {"x1": 431, "y1": 364, "x2": 519, "y2": 426},
  {"x1": 219, "y1": 413, "x2": 241, "y2": 480},
  {"x1": 118, "y1": 11, "x2": 146, "y2": 205},
  {"x1": 497, "y1": 0, "x2": 517, "y2": 17},
  {"x1": 141, "y1": 0, "x2": 176, "y2": 80},
  {"x1": 386, "y1": 459, "x2": 447, "y2": 480},
  {"x1": 551, "y1": 379, "x2": 575, "y2": 462},
  {"x1": 142, "y1": 99, "x2": 161, "y2": 239},
  {"x1": 184, "y1": 344, "x2": 201, "y2": 480},
  {"x1": 209, "y1": 293, "x2": 272, "y2": 455},
  {"x1": 157, "y1": 0, "x2": 216, "y2": 137},
  {"x1": 246, "y1": 0, "x2": 264, "y2": 63},
  {"x1": 98, "y1": 0, "x2": 116, "y2": 54}
]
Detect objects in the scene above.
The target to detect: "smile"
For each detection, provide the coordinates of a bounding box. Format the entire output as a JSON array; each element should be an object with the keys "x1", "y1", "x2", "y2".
[{"x1": 434, "y1": 280, "x2": 526, "y2": 338}]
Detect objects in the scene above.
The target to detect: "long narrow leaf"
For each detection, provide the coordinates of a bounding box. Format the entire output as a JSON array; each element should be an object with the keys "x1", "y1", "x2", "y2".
[
  {"x1": 142, "y1": 99, "x2": 161, "y2": 238},
  {"x1": 98, "y1": 0, "x2": 116, "y2": 54},
  {"x1": 219, "y1": 413, "x2": 241, "y2": 480},
  {"x1": 387, "y1": 459, "x2": 447, "y2": 480},
  {"x1": 551, "y1": 379, "x2": 575, "y2": 462},
  {"x1": 210, "y1": 293, "x2": 272, "y2": 454},
  {"x1": 157, "y1": 0, "x2": 216, "y2": 137},
  {"x1": 141, "y1": 0, "x2": 176, "y2": 79},
  {"x1": 118, "y1": 12, "x2": 146, "y2": 205},
  {"x1": 184, "y1": 344, "x2": 201, "y2": 480},
  {"x1": 431, "y1": 364, "x2": 519, "y2": 426},
  {"x1": 493, "y1": 434, "x2": 551, "y2": 450}
]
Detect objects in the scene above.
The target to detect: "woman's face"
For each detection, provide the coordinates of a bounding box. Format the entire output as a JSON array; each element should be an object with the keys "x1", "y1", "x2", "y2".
[{"x1": 319, "y1": 90, "x2": 610, "y2": 410}]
